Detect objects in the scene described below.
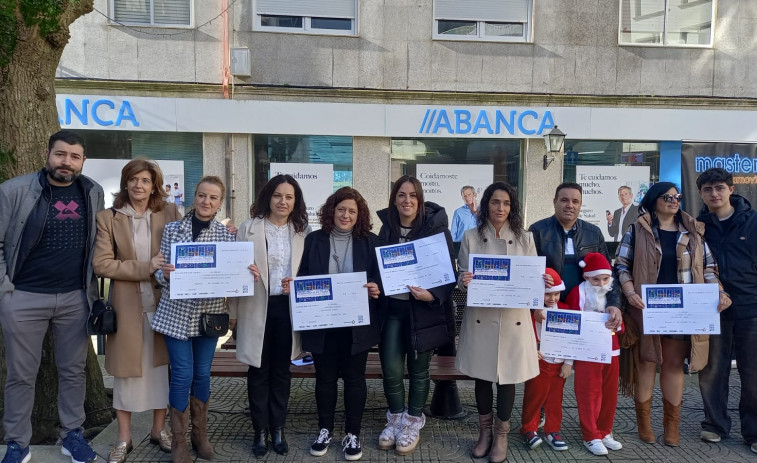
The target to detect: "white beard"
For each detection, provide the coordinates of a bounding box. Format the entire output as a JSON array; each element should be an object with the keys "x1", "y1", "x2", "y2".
[{"x1": 583, "y1": 279, "x2": 613, "y2": 313}]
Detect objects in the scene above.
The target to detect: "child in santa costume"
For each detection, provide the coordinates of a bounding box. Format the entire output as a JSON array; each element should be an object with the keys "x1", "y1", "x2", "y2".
[
  {"x1": 521, "y1": 268, "x2": 572, "y2": 451},
  {"x1": 565, "y1": 252, "x2": 624, "y2": 456}
]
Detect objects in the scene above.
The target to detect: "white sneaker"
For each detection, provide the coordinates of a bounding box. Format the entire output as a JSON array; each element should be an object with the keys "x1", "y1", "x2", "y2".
[
  {"x1": 378, "y1": 410, "x2": 403, "y2": 450},
  {"x1": 584, "y1": 439, "x2": 608, "y2": 455},
  {"x1": 700, "y1": 430, "x2": 722, "y2": 443},
  {"x1": 602, "y1": 433, "x2": 623, "y2": 451},
  {"x1": 395, "y1": 412, "x2": 426, "y2": 455}
]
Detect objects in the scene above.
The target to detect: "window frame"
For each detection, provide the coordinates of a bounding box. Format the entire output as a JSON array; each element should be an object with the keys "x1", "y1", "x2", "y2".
[
  {"x1": 617, "y1": 0, "x2": 716, "y2": 48},
  {"x1": 109, "y1": 0, "x2": 194, "y2": 29},
  {"x1": 252, "y1": 0, "x2": 358, "y2": 37},
  {"x1": 432, "y1": 0, "x2": 533, "y2": 43}
]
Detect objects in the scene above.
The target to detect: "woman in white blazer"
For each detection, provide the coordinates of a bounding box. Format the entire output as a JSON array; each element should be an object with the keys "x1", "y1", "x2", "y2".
[
  {"x1": 228, "y1": 175, "x2": 310, "y2": 458},
  {"x1": 456, "y1": 181, "x2": 542, "y2": 463}
]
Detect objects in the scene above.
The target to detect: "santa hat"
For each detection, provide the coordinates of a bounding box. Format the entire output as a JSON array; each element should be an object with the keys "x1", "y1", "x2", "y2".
[
  {"x1": 544, "y1": 267, "x2": 565, "y2": 293},
  {"x1": 579, "y1": 252, "x2": 612, "y2": 277}
]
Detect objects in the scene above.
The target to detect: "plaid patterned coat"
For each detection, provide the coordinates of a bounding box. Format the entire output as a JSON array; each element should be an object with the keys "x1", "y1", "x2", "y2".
[{"x1": 151, "y1": 212, "x2": 235, "y2": 340}]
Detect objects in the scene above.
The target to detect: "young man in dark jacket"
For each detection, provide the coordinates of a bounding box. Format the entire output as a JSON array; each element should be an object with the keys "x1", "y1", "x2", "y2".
[{"x1": 696, "y1": 168, "x2": 757, "y2": 454}]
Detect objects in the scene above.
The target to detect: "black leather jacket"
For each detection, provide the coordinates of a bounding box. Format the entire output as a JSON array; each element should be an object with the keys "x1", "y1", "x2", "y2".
[
  {"x1": 377, "y1": 202, "x2": 457, "y2": 353},
  {"x1": 529, "y1": 215, "x2": 620, "y2": 308}
]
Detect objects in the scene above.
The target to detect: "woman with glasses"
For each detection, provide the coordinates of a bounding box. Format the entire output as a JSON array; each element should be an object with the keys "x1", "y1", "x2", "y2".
[{"x1": 615, "y1": 182, "x2": 730, "y2": 447}]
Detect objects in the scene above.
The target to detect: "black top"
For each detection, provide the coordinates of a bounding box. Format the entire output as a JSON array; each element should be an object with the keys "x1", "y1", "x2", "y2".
[
  {"x1": 14, "y1": 182, "x2": 87, "y2": 293},
  {"x1": 191, "y1": 214, "x2": 211, "y2": 241},
  {"x1": 656, "y1": 229, "x2": 678, "y2": 285}
]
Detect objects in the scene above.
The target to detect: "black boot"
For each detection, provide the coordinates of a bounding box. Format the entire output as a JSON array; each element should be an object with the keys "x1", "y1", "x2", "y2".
[
  {"x1": 252, "y1": 429, "x2": 268, "y2": 458},
  {"x1": 271, "y1": 427, "x2": 288, "y2": 455}
]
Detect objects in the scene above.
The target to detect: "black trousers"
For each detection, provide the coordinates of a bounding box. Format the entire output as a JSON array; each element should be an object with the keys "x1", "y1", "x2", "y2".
[
  {"x1": 313, "y1": 328, "x2": 369, "y2": 436},
  {"x1": 247, "y1": 295, "x2": 292, "y2": 431},
  {"x1": 475, "y1": 379, "x2": 516, "y2": 422}
]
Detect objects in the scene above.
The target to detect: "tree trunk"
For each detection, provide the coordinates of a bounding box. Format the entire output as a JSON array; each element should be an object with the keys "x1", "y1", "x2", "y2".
[{"x1": 0, "y1": 0, "x2": 110, "y2": 444}]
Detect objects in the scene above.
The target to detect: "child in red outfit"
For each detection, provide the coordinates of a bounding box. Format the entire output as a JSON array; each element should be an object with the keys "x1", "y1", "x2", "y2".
[
  {"x1": 521, "y1": 268, "x2": 572, "y2": 451},
  {"x1": 565, "y1": 252, "x2": 624, "y2": 456}
]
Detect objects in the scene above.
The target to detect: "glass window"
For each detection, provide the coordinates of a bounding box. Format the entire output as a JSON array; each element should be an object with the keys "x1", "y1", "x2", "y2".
[
  {"x1": 112, "y1": 0, "x2": 191, "y2": 27},
  {"x1": 562, "y1": 140, "x2": 660, "y2": 183},
  {"x1": 254, "y1": 0, "x2": 357, "y2": 36},
  {"x1": 619, "y1": 0, "x2": 714, "y2": 47},
  {"x1": 390, "y1": 138, "x2": 523, "y2": 199},
  {"x1": 433, "y1": 0, "x2": 532, "y2": 42},
  {"x1": 252, "y1": 135, "x2": 353, "y2": 196}
]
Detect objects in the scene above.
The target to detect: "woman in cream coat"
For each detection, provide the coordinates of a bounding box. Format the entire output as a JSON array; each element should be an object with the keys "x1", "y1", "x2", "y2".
[
  {"x1": 228, "y1": 174, "x2": 309, "y2": 458},
  {"x1": 457, "y1": 181, "x2": 541, "y2": 463}
]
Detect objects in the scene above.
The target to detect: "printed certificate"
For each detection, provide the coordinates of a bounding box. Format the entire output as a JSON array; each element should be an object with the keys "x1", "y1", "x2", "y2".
[
  {"x1": 539, "y1": 309, "x2": 612, "y2": 364},
  {"x1": 290, "y1": 271, "x2": 370, "y2": 331},
  {"x1": 641, "y1": 284, "x2": 720, "y2": 335},
  {"x1": 375, "y1": 233, "x2": 455, "y2": 296},
  {"x1": 169, "y1": 241, "x2": 254, "y2": 299},
  {"x1": 466, "y1": 254, "x2": 546, "y2": 308}
]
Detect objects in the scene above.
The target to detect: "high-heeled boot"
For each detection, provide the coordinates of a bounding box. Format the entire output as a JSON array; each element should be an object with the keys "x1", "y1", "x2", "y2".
[
  {"x1": 471, "y1": 412, "x2": 493, "y2": 458},
  {"x1": 488, "y1": 417, "x2": 510, "y2": 463},
  {"x1": 663, "y1": 398, "x2": 681, "y2": 446},
  {"x1": 190, "y1": 396, "x2": 214, "y2": 459},
  {"x1": 634, "y1": 398, "x2": 656, "y2": 443},
  {"x1": 170, "y1": 406, "x2": 191, "y2": 463}
]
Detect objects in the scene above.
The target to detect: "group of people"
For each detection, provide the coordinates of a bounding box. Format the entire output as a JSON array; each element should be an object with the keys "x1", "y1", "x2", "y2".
[{"x1": 0, "y1": 130, "x2": 755, "y2": 463}]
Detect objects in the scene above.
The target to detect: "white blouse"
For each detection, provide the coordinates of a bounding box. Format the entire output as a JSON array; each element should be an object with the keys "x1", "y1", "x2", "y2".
[{"x1": 265, "y1": 219, "x2": 292, "y2": 296}]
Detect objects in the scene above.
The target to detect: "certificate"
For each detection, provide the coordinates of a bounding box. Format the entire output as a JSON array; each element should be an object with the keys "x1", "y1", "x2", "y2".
[
  {"x1": 169, "y1": 241, "x2": 254, "y2": 299},
  {"x1": 641, "y1": 284, "x2": 720, "y2": 335},
  {"x1": 375, "y1": 233, "x2": 455, "y2": 296},
  {"x1": 466, "y1": 254, "x2": 546, "y2": 308},
  {"x1": 290, "y1": 271, "x2": 370, "y2": 331},
  {"x1": 539, "y1": 309, "x2": 612, "y2": 364}
]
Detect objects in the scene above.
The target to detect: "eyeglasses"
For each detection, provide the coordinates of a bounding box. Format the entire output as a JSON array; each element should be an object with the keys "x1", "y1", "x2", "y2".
[{"x1": 660, "y1": 194, "x2": 683, "y2": 203}]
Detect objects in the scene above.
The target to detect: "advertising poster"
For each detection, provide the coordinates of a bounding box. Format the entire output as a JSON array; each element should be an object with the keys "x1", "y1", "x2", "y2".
[
  {"x1": 576, "y1": 166, "x2": 650, "y2": 242},
  {"x1": 681, "y1": 143, "x2": 757, "y2": 217},
  {"x1": 415, "y1": 164, "x2": 493, "y2": 241},
  {"x1": 270, "y1": 163, "x2": 334, "y2": 230},
  {"x1": 82, "y1": 159, "x2": 185, "y2": 211}
]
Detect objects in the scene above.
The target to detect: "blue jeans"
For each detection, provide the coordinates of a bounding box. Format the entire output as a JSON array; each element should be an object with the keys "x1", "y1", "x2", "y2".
[
  {"x1": 699, "y1": 317, "x2": 757, "y2": 444},
  {"x1": 164, "y1": 335, "x2": 218, "y2": 412}
]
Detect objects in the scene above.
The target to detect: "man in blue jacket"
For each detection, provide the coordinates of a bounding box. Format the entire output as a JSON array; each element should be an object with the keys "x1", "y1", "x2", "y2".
[
  {"x1": 696, "y1": 168, "x2": 757, "y2": 454},
  {"x1": 0, "y1": 131, "x2": 104, "y2": 463}
]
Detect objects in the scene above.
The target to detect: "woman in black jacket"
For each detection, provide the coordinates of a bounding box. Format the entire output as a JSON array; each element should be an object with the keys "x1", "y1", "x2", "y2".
[
  {"x1": 375, "y1": 175, "x2": 456, "y2": 456},
  {"x1": 298, "y1": 187, "x2": 381, "y2": 461}
]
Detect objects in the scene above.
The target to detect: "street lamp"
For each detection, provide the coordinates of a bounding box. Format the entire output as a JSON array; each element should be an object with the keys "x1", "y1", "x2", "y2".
[{"x1": 542, "y1": 125, "x2": 566, "y2": 170}]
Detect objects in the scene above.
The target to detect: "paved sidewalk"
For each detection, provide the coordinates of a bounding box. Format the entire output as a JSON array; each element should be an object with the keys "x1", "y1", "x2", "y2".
[{"x1": 2, "y1": 363, "x2": 753, "y2": 462}]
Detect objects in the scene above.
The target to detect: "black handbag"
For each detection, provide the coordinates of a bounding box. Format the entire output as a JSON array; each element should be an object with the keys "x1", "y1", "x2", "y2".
[
  {"x1": 89, "y1": 279, "x2": 116, "y2": 335},
  {"x1": 200, "y1": 313, "x2": 229, "y2": 338}
]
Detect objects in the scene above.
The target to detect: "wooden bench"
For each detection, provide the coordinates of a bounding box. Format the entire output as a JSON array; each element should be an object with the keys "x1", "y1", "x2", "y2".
[{"x1": 211, "y1": 351, "x2": 469, "y2": 381}]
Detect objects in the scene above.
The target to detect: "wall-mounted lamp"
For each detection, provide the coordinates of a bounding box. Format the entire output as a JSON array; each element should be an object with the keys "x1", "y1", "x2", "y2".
[{"x1": 542, "y1": 125, "x2": 566, "y2": 170}]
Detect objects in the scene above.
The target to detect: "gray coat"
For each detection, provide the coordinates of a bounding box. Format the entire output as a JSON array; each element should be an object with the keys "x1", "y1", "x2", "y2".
[
  {"x1": 0, "y1": 170, "x2": 104, "y2": 307},
  {"x1": 455, "y1": 222, "x2": 540, "y2": 385}
]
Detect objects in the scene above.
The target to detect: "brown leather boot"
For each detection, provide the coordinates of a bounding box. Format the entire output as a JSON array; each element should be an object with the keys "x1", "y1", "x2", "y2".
[
  {"x1": 663, "y1": 398, "x2": 681, "y2": 446},
  {"x1": 634, "y1": 398, "x2": 656, "y2": 443},
  {"x1": 190, "y1": 396, "x2": 214, "y2": 459},
  {"x1": 170, "y1": 406, "x2": 191, "y2": 463},
  {"x1": 471, "y1": 412, "x2": 493, "y2": 458},
  {"x1": 488, "y1": 417, "x2": 510, "y2": 463}
]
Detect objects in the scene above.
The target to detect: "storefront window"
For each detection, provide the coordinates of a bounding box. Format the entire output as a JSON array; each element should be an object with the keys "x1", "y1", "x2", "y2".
[
  {"x1": 73, "y1": 130, "x2": 204, "y2": 210},
  {"x1": 563, "y1": 140, "x2": 659, "y2": 252},
  {"x1": 391, "y1": 138, "x2": 522, "y2": 243}
]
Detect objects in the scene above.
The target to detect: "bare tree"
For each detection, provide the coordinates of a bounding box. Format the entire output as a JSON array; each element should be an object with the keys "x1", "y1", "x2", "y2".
[{"x1": 0, "y1": 0, "x2": 112, "y2": 443}]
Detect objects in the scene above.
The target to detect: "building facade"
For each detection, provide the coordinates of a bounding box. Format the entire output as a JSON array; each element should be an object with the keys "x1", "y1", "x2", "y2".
[{"x1": 57, "y1": 0, "x2": 757, "y2": 237}]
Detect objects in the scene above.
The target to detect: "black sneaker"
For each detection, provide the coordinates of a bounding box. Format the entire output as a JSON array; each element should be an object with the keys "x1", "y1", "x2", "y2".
[
  {"x1": 342, "y1": 433, "x2": 362, "y2": 461},
  {"x1": 310, "y1": 428, "x2": 332, "y2": 457}
]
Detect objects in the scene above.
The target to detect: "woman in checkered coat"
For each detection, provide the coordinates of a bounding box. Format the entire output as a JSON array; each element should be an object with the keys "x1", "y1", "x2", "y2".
[{"x1": 151, "y1": 176, "x2": 237, "y2": 463}]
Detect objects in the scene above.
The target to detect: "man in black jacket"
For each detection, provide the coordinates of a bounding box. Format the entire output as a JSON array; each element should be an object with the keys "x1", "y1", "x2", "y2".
[
  {"x1": 696, "y1": 168, "x2": 757, "y2": 454},
  {"x1": 528, "y1": 182, "x2": 621, "y2": 330}
]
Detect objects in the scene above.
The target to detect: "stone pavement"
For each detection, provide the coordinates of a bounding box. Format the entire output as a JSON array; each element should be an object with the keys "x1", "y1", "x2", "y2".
[{"x1": 2, "y1": 363, "x2": 753, "y2": 462}]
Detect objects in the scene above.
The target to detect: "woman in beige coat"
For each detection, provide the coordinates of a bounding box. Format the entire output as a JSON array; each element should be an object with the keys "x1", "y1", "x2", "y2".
[
  {"x1": 93, "y1": 159, "x2": 181, "y2": 463},
  {"x1": 457, "y1": 182, "x2": 541, "y2": 463},
  {"x1": 228, "y1": 174, "x2": 309, "y2": 458}
]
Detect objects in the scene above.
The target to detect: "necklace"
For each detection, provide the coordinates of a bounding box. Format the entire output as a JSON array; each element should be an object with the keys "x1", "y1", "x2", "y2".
[{"x1": 330, "y1": 233, "x2": 352, "y2": 273}]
